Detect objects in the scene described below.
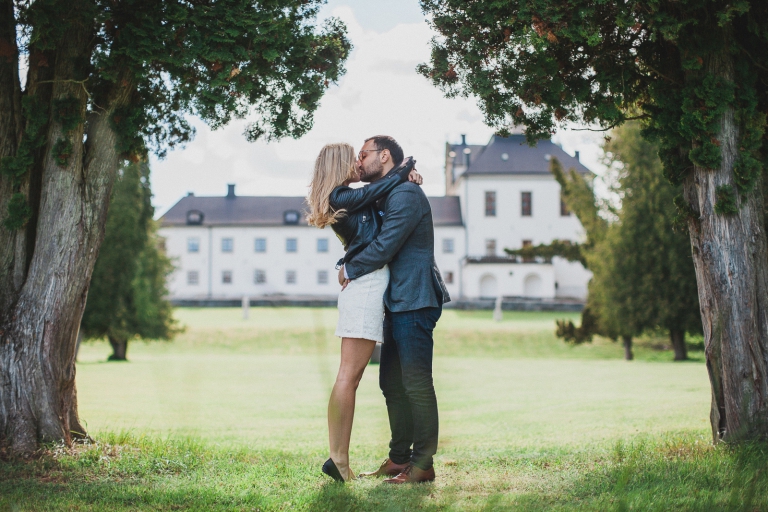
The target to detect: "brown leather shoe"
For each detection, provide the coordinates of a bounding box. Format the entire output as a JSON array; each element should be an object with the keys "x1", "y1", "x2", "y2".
[
  {"x1": 384, "y1": 464, "x2": 435, "y2": 484},
  {"x1": 358, "y1": 458, "x2": 410, "y2": 478}
]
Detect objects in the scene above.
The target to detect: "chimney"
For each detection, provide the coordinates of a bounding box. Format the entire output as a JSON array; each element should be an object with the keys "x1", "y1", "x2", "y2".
[
  {"x1": 187, "y1": 191, "x2": 194, "y2": 197},
  {"x1": 227, "y1": 184, "x2": 235, "y2": 198},
  {"x1": 574, "y1": 150, "x2": 580, "y2": 161},
  {"x1": 460, "y1": 134, "x2": 467, "y2": 145}
]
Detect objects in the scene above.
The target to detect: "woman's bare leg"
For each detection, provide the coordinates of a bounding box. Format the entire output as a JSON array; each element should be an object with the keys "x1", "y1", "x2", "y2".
[{"x1": 328, "y1": 337, "x2": 377, "y2": 481}]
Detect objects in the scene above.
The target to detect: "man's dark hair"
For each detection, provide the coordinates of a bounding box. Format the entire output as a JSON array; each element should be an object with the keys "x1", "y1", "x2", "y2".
[{"x1": 365, "y1": 135, "x2": 404, "y2": 167}]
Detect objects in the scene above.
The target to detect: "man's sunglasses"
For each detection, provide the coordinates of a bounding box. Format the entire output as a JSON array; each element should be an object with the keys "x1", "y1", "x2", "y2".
[{"x1": 358, "y1": 149, "x2": 385, "y2": 160}]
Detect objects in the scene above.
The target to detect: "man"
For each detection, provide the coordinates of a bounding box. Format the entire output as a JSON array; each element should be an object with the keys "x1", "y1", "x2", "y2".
[{"x1": 339, "y1": 135, "x2": 450, "y2": 484}]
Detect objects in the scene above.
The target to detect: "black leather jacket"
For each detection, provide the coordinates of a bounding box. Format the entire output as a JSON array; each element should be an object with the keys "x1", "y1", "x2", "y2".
[{"x1": 329, "y1": 158, "x2": 415, "y2": 266}]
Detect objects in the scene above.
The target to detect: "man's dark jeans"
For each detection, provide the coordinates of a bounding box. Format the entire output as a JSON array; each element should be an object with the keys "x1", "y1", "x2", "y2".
[{"x1": 380, "y1": 305, "x2": 442, "y2": 470}]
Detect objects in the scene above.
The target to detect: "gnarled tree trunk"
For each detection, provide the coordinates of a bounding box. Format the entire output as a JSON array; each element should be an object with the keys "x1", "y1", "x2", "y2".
[
  {"x1": 683, "y1": 54, "x2": 768, "y2": 443},
  {"x1": 0, "y1": 1, "x2": 131, "y2": 456}
]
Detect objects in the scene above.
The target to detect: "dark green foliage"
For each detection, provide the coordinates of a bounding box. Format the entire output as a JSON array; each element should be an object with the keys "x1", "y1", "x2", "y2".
[
  {"x1": 538, "y1": 124, "x2": 701, "y2": 350},
  {"x1": 591, "y1": 123, "x2": 702, "y2": 346},
  {"x1": 556, "y1": 306, "x2": 600, "y2": 344},
  {"x1": 51, "y1": 96, "x2": 83, "y2": 134},
  {"x1": 82, "y1": 0, "x2": 352, "y2": 155},
  {"x1": 80, "y1": 161, "x2": 181, "y2": 355},
  {"x1": 3, "y1": 0, "x2": 351, "y2": 225},
  {"x1": 53, "y1": 138, "x2": 73, "y2": 167},
  {"x1": 715, "y1": 185, "x2": 738, "y2": 215},
  {"x1": 4, "y1": 194, "x2": 32, "y2": 231},
  {"x1": 419, "y1": 0, "x2": 768, "y2": 206}
]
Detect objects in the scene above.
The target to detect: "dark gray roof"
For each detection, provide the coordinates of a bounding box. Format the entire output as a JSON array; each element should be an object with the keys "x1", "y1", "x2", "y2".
[
  {"x1": 449, "y1": 134, "x2": 590, "y2": 176},
  {"x1": 161, "y1": 196, "x2": 309, "y2": 227},
  {"x1": 160, "y1": 194, "x2": 463, "y2": 227},
  {"x1": 428, "y1": 196, "x2": 463, "y2": 226}
]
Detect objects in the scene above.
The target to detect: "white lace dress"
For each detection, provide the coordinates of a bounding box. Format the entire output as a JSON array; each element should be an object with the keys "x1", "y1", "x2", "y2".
[{"x1": 335, "y1": 265, "x2": 389, "y2": 342}]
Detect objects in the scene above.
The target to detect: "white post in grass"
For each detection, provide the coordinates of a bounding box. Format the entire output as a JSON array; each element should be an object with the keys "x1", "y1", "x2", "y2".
[
  {"x1": 242, "y1": 296, "x2": 250, "y2": 320},
  {"x1": 493, "y1": 295, "x2": 503, "y2": 322}
]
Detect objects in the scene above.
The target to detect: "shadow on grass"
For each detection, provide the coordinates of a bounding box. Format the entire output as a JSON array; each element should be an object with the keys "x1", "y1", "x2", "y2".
[
  {"x1": 1, "y1": 480, "x2": 272, "y2": 511},
  {"x1": 3, "y1": 435, "x2": 767, "y2": 511},
  {"x1": 482, "y1": 439, "x2": 768, "y2": 512},
  {"x1": 308, "y1": 481, "x2": 436, "y2": 512}
]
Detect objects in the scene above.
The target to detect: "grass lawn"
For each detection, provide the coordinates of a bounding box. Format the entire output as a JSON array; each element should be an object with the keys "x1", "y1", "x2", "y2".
[{"x1": 2, "y1": 308, "x2": 767, "y2": 511}]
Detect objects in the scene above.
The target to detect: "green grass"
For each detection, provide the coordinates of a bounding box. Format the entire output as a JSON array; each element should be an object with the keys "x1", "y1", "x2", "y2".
[{"x1": 2, "y1": 308, "x2": 765, "y2": 511}]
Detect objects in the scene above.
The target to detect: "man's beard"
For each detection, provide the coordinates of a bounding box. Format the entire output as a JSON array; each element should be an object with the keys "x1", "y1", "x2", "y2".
[{"x1": 360, "y1": 158, "x2": 384, "y2": 182}]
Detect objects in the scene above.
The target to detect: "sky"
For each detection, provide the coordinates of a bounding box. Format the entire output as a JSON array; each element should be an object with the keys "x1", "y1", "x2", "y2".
[{"x1": 150, "y1": 0, "x2": 606, "y2": 216}]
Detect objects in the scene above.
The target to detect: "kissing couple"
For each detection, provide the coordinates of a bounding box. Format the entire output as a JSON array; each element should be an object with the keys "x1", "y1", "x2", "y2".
[{"x1": 306, "y1": 135, "x2": 450, "y2": 484}]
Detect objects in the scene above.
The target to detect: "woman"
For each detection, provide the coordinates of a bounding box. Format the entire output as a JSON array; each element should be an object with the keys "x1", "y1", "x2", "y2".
[{"x1": 306, "y1": 142, "x2": 419, "y2": 482}]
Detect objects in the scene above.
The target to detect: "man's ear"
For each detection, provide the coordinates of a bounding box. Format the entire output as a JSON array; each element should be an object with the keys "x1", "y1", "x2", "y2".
[{"x1": 380, "y1": 149, "x2": 391, "y2": 164}]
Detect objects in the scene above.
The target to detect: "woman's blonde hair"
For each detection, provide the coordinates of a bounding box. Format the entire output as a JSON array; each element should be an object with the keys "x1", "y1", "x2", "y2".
[{"x1": 306, "y1": 143, "x2": 358, "y2": 228}]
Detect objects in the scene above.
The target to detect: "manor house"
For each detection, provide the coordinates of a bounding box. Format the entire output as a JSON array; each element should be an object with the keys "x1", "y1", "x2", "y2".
[{"x1": 159, "y1": 135, "x2": 592, "y2": 301}]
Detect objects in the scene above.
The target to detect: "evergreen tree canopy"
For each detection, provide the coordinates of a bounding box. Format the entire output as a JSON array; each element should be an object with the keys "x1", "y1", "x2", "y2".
[
  {"x1": 80, "y1": 160, "x2": 180, "y2": 360},
  {"x1": 590, "y1": 122, "x2": 701, "y2": 359}
]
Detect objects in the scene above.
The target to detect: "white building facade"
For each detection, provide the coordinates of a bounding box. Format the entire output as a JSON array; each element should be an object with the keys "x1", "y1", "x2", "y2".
[{"x1": 159, "y1": 135, "x2": 592, "y2": 302}]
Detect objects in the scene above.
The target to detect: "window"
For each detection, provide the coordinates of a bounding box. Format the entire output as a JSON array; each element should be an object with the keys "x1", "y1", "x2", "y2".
[
  {"x1": 444, "y1": 271, "x2": 454, "y2": 284},
  {"x1": 221, "y1": 238, "x2": 234, "y2": 253},
  {"x1": 286, "y1": 238, "x2": 297, "y2": 253},
  {"x1": 222, "y1": 270, "x2": 233, "y2": 284},
  {"x1": 187, "y1": 237, "x2": 200, "y2": 253},
  {"x1": 485, "y1": 191, "x2": 496, "y2": 216},
  {"x1": 560, "y1": 194, "x2": 571, "y2": 216},
  {"x1": 254, "y1": 269, "x2": 266, "y2": 284},
  {"x1": 186, "y1": 210, "x2": 203, "y2": 225},
  {"x1": 442, "y1": 238, "x2": 454, "y2": 254},
  {"x1": 254, "y1": 238, "x2": 267, "y2": 252},
  {"x1": 521, "y1": 192, "x2": 532, "y2": 216},
  {"x1": 187, "y1": 270, "x2": 199, "y2": 285},
  {"x1": 317, "y1": 238, "x2": 329, "y2": 253},
  {"x1": 284, "y1": 210, "x2": 300, "y2": 224},
  {"x1": 486, "y1": 239, "x2": 497, "y2": 257},
  {"x1": 317, "y1": 270, "x2": 328, "y2": 284},
  {"x1": 522, "y1": 240, "x2": 534, "y2": 262},
  {"x1": 286, "y1": 270, "x2": 297, "y2": 284}
]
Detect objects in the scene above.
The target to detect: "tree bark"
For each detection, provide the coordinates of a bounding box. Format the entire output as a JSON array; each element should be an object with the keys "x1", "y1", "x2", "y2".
[
  {"x1": 683, "y1": 53, "x2": 768, "y2": 443},
  {"x1": 0, "y1": 0, "x2": 25, "y2": 315},
  {"x1": 0, "y1": 2, "x2": 132, "y2": 455},
  {"x1": 108, "y1": 337, "x2": 128, "y2": 361},
  {"x1": 622, "y1": 335, "x2": 633, "y2": 361},
  {"x1": 670, "y1": 329, "x2": 688, "y2": 362}
]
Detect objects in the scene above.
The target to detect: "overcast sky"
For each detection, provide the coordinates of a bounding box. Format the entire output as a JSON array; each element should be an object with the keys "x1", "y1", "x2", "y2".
[{"x1": 150, "y1": 1, "x2": 606, "y2": 215}]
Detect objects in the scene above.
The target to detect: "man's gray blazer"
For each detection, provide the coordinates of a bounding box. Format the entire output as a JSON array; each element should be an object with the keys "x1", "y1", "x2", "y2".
[{"x1": 344, "y1": 181, "x2": 450, "y2": 312}]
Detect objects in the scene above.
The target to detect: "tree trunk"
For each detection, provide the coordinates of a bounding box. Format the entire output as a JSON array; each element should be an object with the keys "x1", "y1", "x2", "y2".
[
  {"x1": 622, "y1": 335, "x2": 633, "y2": 361},
  {"x1": 670, "y1": 329, "x2": 688, "y2": 362},
  {"x1": 0, "y1": 2, "x2": 132, "y2": 456},
  {"x1": 683, "y1": 53, "x2": 768, "y2": 443},
  {"x1": 108, "y1": 337, "x2": 128, "y2": 361}
]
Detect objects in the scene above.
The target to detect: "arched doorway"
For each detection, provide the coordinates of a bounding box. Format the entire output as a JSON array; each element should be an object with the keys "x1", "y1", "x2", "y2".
[
  {"x1": 480, "y1": 274, "x2": 497, "y2": 298},
  {"x1": 524, "y1": 273, "x2": 542, "y2": 297}
]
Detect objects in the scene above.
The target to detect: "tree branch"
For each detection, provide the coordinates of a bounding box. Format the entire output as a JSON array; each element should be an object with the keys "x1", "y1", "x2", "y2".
[{"x1": 569, "y1": 114, "x2": 648, "y2": 132}]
